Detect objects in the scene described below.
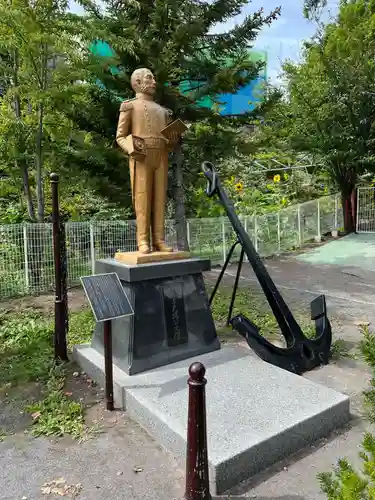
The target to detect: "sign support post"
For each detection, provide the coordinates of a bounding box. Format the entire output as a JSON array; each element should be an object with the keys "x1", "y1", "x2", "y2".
[
  {"x1": 80, "y1": 272, "x2": 134, "y2": 412},
  {"x1": 103, "y1": 320, "x2": 114, "y2": 411}
]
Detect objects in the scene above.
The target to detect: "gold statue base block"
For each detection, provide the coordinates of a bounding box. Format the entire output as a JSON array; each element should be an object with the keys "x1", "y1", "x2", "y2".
[{"x1": 115, "y1": 250, "x2": 191, "y2": 266}]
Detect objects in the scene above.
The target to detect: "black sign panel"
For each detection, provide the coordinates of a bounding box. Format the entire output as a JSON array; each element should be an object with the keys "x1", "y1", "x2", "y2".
[
  {"x1": 163, "y1": 281, "x2": 188, "y2": 347},
  {"x1": 80, "y1": 273, "x2": 134, "y2": 322}
]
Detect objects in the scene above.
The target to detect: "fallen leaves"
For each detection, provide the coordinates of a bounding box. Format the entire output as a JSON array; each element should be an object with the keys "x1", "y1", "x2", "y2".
[{"x1": 41, "y1": 478, "x2": 82, "y2": 497}]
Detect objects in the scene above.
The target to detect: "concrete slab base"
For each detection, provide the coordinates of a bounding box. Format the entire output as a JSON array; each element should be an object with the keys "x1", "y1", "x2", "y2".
[{"x1": 73, "y1": 344, "x2": 350, "y2": 495}]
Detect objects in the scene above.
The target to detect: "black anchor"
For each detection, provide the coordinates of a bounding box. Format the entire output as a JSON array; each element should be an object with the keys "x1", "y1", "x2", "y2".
[{"x1": 201, "y1": 160, "x2": 332, "y2": 375}]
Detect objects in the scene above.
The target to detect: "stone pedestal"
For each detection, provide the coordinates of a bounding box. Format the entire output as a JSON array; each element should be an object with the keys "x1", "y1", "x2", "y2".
[{"x1": 91, "y1": 257, "x2": 220, "y2": 375}]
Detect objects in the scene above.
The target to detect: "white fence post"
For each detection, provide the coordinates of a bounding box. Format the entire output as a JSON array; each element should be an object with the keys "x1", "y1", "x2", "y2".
[
  {"x1": 316, "y1": 199, "x2": 321, "y2": 242},
  {"x1": 254, "y1": 215, "x2": 258, "y2": 252},
  {"x1": 334, "y1": 196, "x2": 338, "y2": 230},
  {"x1": 221, "y1": 218, "x2": 226, "y2": 265},
  {"x1": 23, "y1": 223, "x2": 29, "y2": 289},
  {"x1": 186, "y1": 219, "x2": 191, "y2": 249},
  {"x1": 297, "y1": 205, "x2": 302, "y2": 247},
  {"x1": 277, "y1": 213, "x2": 281, "y2": 253},
  {"x1": 90, "y1": 224, "x2": 95, "y2": 274},
  {"x1": 355, "y1": 190, "x2": 359, "y2": 233}
]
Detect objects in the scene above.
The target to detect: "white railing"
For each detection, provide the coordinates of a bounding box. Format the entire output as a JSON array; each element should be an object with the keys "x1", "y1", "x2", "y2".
[{"x1": 0, "y1": 194, "x2": 342, "y2": 300}]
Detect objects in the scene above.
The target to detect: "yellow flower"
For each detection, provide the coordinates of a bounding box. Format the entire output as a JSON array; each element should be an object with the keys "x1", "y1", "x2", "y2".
[
  {"x1": 273, "y1": 174, "x2": 281, "y2": 183},
  {"x1": 235, "y1": 182, "x2": 243, "y2": 192}
]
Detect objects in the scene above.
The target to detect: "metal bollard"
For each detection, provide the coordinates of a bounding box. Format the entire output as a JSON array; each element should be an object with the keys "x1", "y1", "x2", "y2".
[
  {"x1": 185, "y1": 362, "x2": 211, "y2": 500},
  {"x1": 51, "y1": 173, "x2": 69, "y2": 362}
]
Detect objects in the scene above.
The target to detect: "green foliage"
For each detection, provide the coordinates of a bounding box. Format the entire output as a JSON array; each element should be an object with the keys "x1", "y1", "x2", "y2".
[
  {"x1": 67, "y1": 309, "x2": 95, "y2": 347},
  {"x1": 0, "y1": 308, "x2": 96, "y2": 387},
  {"x1": 191, "y1": 155, "x2": 329, "y2": 218},
  {"x1": 318, "y1": 433, "x2": 375, "y2": 499},
  {"x1": 0, "y1": 310, "x2": 53, "y2": 386},
  {"x1": 303, "y1": 0, "x2": 327, "y2": 19},
  {"x1": 318, "y1": 326, "x2": 375, "y2": 498},
  {"x1": 360, "y1": 327, "x2": 375, "y2": 423},
  {"x1": 263, "y1": 0, "x2": 375, "y2": 231},
  {"x1": 0, "y1": 0, "x2": 130, "y2": 222}
]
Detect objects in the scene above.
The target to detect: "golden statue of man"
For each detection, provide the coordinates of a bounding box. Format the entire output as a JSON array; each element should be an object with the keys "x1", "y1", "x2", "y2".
[{"x1": 116, "y1": 68, "x2": 178, "y2": 254}]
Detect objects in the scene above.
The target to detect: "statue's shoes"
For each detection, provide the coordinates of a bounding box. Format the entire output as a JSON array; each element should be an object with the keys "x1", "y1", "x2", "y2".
[
  {"x1": 154, "y1": 242, "x2": 173, "y2": 252},
  {"x1": 138, "y1": 244, "x2": 151, "y2": 254}
]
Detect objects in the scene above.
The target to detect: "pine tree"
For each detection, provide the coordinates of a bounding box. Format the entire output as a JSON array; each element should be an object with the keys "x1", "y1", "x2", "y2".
[{"x1": 80, "y1": 0, "x2": 280, "y2": 247}]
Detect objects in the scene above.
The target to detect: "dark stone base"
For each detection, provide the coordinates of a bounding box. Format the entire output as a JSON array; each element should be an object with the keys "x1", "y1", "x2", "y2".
[{"x1": 91, "y1": 257, "x2": 220, "y2": 375}]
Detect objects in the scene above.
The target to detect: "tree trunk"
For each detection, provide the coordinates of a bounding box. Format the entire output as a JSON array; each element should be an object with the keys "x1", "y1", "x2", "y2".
[
  {"x1": 341, "y1": 191, "x2": 355, "y2": 234},
  {"x1": 12, "y1": 50, "x2": 36, "y2": 221},
  {"x1": 35, "y1": 102, "x2": 45, "y2": 222},
  {"x1": 172, "y1": 140, "x2": 189, "y2": 251},
  {"x1": 19, "y1": 160, "x2": 36, "y2": 221}
]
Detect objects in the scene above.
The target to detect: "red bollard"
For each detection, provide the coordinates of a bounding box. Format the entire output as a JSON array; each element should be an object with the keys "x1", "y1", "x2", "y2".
[{"x1": 185, "y1": 362, "x2": 211, "y2": 500}]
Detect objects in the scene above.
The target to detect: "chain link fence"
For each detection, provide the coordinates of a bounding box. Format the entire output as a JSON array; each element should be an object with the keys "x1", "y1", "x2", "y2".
[{"x1": 0, "y1": 194, "x2": 342, "y2": 300}]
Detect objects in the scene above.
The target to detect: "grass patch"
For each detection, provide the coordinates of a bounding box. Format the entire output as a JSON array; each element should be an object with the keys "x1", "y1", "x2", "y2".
[
  {"x1": 210, "y1": 286, "x2": 350, "y2": 362},
  {"x1": 0, "y1": 306, "x2": 96, "y2": 440},
  {"x1": 26, "y1": 365, "x2": 92, "y2": 441},
  {"x1": 67, "y1": 309, "x2": 95, "y2": 348},
  {"x1": 209, "y1": 286, "x2": 316, "y2": 340},
  {"x1": 0, "y1": 310, "x2": 53, "y2": 387}
]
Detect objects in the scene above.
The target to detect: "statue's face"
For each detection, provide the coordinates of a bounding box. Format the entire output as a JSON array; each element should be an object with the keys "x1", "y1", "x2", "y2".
[{"x1": 138, "y1": 70, "x2": 156, "y2": 95}]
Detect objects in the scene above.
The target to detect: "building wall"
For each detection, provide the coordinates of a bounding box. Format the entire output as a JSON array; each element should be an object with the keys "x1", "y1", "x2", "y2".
[
  {"x1": 89, "y1": 41, "x2": 267, "y2": 116},
  {"x1": 181, "y1": 49, "x2": 268, "y2": 116}
]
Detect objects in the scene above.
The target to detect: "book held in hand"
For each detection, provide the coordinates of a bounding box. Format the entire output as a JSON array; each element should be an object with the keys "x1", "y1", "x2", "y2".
[
  {"x1": 160, "y1": 119, "x2": 189, "y2": 141},
  {"x1": 125, "y1": 134, "x2": 146, "y2": 158}
]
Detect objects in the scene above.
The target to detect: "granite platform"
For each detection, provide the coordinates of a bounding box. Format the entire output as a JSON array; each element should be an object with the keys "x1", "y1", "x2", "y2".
[{"x1": 73, "y1": 344, "x2": 350, "y2": 495}]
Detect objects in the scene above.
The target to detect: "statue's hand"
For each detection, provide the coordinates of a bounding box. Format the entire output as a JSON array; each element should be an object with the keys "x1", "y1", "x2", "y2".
[{"x1": 169, "y1": 131, "x2": 181, "y2": 145}]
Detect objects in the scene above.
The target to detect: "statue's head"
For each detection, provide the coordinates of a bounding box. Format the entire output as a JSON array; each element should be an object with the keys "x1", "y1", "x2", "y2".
[{"x1": 130, "y1": 68, "x2": 156, "y2": 96}]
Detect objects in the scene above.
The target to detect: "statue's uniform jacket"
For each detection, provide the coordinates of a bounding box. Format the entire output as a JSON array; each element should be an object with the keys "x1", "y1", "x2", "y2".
[{"x1": 116, "y1": 97, "x2": 171, "y2": 248}]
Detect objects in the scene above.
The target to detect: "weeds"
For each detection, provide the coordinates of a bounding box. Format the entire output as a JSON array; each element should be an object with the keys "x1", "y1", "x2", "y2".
[
  {"x1": 0, "y1": 307, "x2": 95, "y2": 440},
  {"x1": 318, "y1": 433, "x2": 375, "y2": 498},
  {"x1": 330, "y1": 339, "x2": 356, "y2": 361},
  {"x1": 318, "y1": 327, "x2": 375, "y2": 498},
  {"x1": 0, "y1": 310, "x2": 53, "y2": 386},
  {"x1": 25, "y1": 365, "x2": 92, "y2": 441}
]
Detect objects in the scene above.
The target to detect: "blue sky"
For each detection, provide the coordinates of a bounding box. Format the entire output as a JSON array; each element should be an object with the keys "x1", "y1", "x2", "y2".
[{"x1": 69, "y1": 0, "x2": 339, "y2": 84}]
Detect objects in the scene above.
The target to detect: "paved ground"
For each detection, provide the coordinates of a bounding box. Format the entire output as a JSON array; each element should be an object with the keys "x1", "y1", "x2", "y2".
[{"x1": 2, "y1": 234, "x2": 375, "y2": 499}]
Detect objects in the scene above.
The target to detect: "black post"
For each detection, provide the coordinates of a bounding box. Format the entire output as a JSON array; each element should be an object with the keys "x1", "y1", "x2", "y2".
[
  {"x1": 103, "y1": 320, "x2": 114, "y2": 411},
  {"x1": 51, "y1": 173, "x2": 69, "y2": 362},
  {"x1": 185, "y1": 362, "x2": 211, "y2": 500},
  {"x1": 227, "y1": 246, "x2": 245, "y2": 326},
  {"x1": 209, "y1": 240, "x2": 240, "y2": 305}
]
